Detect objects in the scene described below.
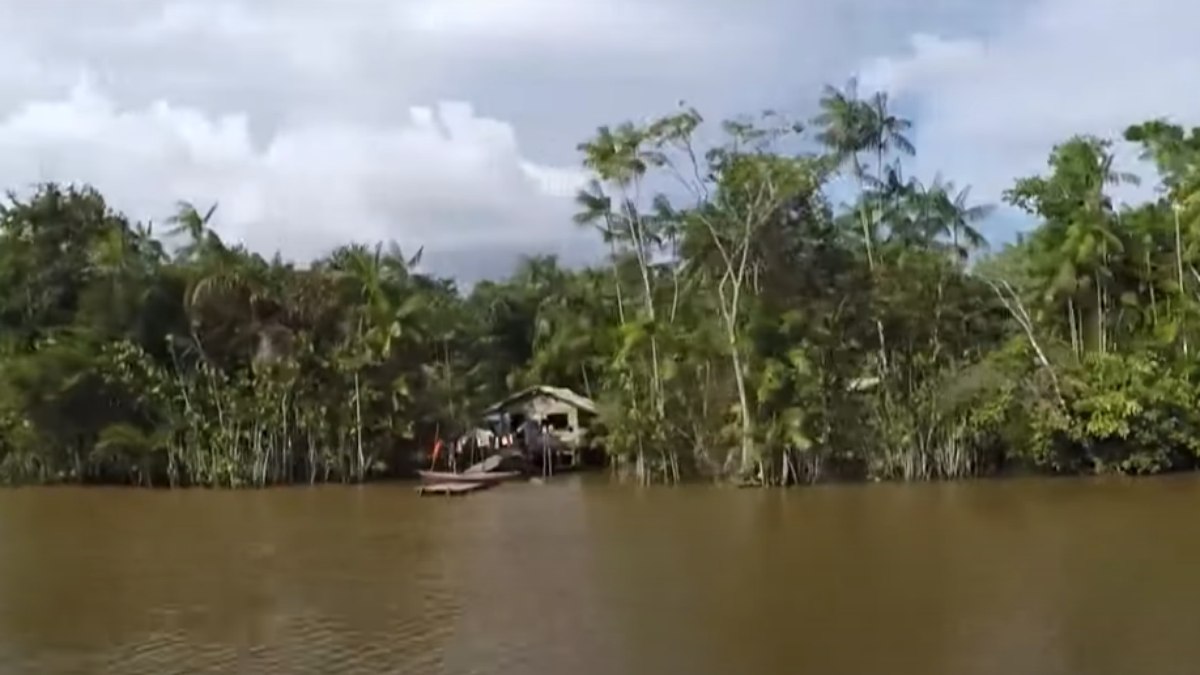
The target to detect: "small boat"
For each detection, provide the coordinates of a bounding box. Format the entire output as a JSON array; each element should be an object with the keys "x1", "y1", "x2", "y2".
[{"x1": 418, "y1": 470, "x2": 522, "y2": 485}]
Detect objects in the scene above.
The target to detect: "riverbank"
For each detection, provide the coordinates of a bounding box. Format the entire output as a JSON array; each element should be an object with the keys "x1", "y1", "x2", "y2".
[{"x1": 2, "y1": 456, "x2": 1191, "y2": 490}]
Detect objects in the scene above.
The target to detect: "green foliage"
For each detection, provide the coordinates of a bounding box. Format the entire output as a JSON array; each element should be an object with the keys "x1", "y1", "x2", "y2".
[
  {"x1": 0, "y1": 185, "x2": 476, "y2": 486},
  {"x1": 3, "y1": 95, "x2": 1200, "y2": 488},
  {"x1": 1026, "y1": 354, "x2": 1200, "y2": 475}
]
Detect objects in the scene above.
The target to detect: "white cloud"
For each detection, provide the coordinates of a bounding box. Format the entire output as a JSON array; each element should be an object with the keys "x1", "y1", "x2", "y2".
[
  {"x1": 0, "y1": 0, "x2": 1047, "y2": 277},
  {"x1": 0, "y1": 80, "x2": 591, "y2": 272},
  {"x1": 0, "y1": 0, "x2": 746, "y2": 279},
  {"x1": 402, "y1": 0, "x2": 684, "y2": 51},
  {"x1": 858, "y1": 0, "x2": 1199, "y2": 227}
]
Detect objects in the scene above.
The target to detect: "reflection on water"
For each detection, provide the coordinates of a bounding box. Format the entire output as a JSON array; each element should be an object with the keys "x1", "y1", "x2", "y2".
[{"x1": 2, "y1": 476, "x2": 1200, "y2": 674}]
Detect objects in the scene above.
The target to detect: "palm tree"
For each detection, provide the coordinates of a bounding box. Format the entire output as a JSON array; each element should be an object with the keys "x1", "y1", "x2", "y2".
[
  {"x1": 812, "y1": 79, "x2": 872, "y2": 176},
  {"x1": 813, "y1": 82, "x2": 916, "y2": 270},
  {"x1": 865, "y1": 92, "x2": 916, "y2": 264},
  {"x1": 166, "y1": 201, "x2": 220, "y2": 263},
  {"x1": 1006, "y1": 136, "x2": 1137, "y2": 354},
  {"x1": 165, "y1": 202, "x2": 271, "y2": 368},
  {"x1": 577, "y1": 123, "x2": 667, "y2": 425},
  {"x1": 577, "y1": 126, "x2": 659, "y2": 318},
  {"x1": 866, "y1": 161, "x2": 927, "y2": 250},
  {"x1": 1125, "y1": 120, "x2": 1200, "y2": 349},
  {"x1": 813, "y1": 79, "x2": 876, "y2": 267},
  {"x1": 574, "y1": 179, "x2": 627, "y2": 324},
  {"x1": 83, "y1": 226, "x2": 145, "y2": 336},
  {"x1": 326, "y1": 244, "x2": 390, "y2": 480},
  {"x1": 927, "y1": 178, "x2": 992, "y2": 263},
  {"x1": 577, "y1": 123, "x2": 649, "y2": 187},
  {"x1": 866, "y1": 91, "x2": 916, "y2": 179}
]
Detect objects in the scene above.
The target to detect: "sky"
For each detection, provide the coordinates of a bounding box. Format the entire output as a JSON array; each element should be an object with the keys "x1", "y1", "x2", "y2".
[{"x1": 0, "y1": 0, "x2": 1193, "y2": 281}]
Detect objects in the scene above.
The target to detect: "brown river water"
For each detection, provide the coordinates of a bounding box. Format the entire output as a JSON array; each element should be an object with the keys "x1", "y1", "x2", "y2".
[{"x1": 2, "y1": 475, "x2": 1200, "y2": 674}]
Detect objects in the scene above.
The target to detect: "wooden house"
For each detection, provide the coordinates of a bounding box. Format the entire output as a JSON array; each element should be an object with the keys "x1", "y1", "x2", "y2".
[{"x1": 482, "y1": 386, "x2": 599, "y2": 465}]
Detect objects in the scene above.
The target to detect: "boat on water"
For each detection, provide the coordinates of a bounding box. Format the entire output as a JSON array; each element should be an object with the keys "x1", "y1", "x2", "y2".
[
  {"x1": 417, "y1": 469, "x2": 523, "y2": 484},
  {"x1": 418, "y1": 452, "x2": 525, "y2": 485}
]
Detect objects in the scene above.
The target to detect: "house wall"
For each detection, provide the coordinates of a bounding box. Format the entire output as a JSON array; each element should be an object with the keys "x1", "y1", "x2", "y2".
[{"x1": 503, "y1": 395, "x2": 591, "y2": 448}]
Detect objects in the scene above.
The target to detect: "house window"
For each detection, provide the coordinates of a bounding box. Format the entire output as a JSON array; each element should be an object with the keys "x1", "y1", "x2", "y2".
[{"x1": 546, "y1": 413, "x2": 571, "y2": 430}]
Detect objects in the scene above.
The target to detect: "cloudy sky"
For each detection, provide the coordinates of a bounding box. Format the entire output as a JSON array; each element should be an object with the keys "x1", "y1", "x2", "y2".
[{"x1": 0, "y1": 0, "x2": 1192, "y2": 281}]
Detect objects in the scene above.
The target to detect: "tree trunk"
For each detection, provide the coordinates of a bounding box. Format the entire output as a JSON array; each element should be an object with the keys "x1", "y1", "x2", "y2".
[
  {"x1": 1068, "y1": 297, "x2": 1080, "y2": 356},
  {"x1": 877, "y1": 149, "x2": 886, "y2": 252},
  {"x1": 625, "y1": 201, "x2": 665, "y2": 413},
  {"x1": 607, "y1": 237, "x2": 627, "y2": 326},
  {"x1": 1148, "y1": 252, "x2": 1158, "y2": 326},
  {"x1": 1096, "y1": 270, "x2": 1105, "y2": 354},
  {"x1": 854, "y1": 171, "x2": 887, "y2": 373},
  {"x1": 353, "y1": 371, "x2": 365, "y2": 481},
  {"x1": 987, "y1": 278, "x2": 1066, "y2": 408},
  {"x1": 1176, "y1": 205, "x2": 1189, "y2": 356},
  {"x1": 728, "y1": 329, "x2": 754, "y2": 476},
  {"x1": 859, "y1": 201, "x2": 876, "y2": 271}
]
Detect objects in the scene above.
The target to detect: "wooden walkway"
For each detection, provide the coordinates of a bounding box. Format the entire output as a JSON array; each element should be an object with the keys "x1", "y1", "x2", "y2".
[{"x1": 417, "y1": 482, "x2": 495, "y2": 497}]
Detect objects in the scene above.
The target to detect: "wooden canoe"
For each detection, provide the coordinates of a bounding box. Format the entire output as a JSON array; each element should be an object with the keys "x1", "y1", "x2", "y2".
[{"x1": 417, "y1": 470, "x2": 522, "y2": 485}]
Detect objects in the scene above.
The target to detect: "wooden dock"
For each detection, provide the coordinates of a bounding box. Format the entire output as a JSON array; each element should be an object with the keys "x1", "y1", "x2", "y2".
[{"x1": 417, "y1": 482, "x2": 495, "y2": 497}]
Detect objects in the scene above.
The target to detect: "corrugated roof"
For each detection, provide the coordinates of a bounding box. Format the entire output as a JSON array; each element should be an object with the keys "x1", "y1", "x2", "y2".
[{"x1": 483, "y1": 385, "x2": 598, "y2": 415}]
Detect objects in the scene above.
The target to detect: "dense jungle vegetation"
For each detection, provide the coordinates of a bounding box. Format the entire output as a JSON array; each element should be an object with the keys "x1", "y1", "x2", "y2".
[{"x1": 3, "y1": 82, "x2": 1200, "y2": 487}]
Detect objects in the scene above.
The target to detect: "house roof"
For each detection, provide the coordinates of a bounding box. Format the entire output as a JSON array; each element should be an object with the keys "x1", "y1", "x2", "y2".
[
  {"x1": 483, "y1": 385, "x2": 598, "y2": 416},
  {"x1": 847, "y1": 376, "x2": 880, "y2": 392}
]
